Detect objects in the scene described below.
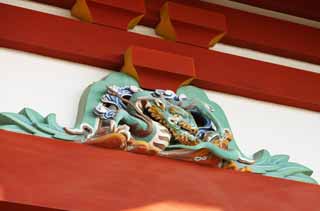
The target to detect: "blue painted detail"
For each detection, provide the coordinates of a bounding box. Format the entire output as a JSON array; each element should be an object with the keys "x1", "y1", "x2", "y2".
[{"x1": 153, "y1": 89, "x2": 187, "y2": 101}]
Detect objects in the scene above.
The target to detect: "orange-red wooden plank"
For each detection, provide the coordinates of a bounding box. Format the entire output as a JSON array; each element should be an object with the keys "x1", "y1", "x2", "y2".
[
  {"x1": 144, "y1": 0, "x2": 320, "y2": 64},
  {"x1": 155, "y1": 2, "x2": 227, "y2": 48},
  {"x1": 231, "y1": 0, "x2": 320, "y2": 22},
  {"x1": 0, "y1": 129, "x2": 320, "y2": 211},
  {"x1": 0, "y1": 202, "x2": 66, "y2": 211},
  {"x1": 31, "y1": 0, "x2": 74, "y2": 9},
  {"x1": 30, "y1": 0, "x2": 320, "y2": 64},
  {"x1": 1, "y1": 3, "x2": 320, "y2": 112},
  {"x1": 71, "y1": 0, "x2": 145, "y2": 30},
  {"x1": 122, "y1": 46, "x2": 196, "y2": 90}
]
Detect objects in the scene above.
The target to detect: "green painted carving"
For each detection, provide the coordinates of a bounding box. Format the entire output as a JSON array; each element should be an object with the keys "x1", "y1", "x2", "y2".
[
  {"x1": 0, "y1": 108, "x2": 82, "y2": 141},
  {"x1": 0, "y1": 72, "x2": 317, "y2": 184}
]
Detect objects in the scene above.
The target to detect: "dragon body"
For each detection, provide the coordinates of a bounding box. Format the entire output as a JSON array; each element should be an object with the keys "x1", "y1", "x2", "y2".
[{"x1": 0, "y1": 72, "x2": 317, "y2": 184}]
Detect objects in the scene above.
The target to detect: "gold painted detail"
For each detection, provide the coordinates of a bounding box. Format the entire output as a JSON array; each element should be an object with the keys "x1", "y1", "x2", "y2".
[
  {"x1": 208, "y1": 32, "x2": 225, "y2": 48},
  {"x1": 155, "y1": 3, "x2": 176, "y2": 41},
  {"x1": 179, "y1": 77, "x2": 194, "y2": 88},
  {"x1": 127, "y1": 14, "x2": 144, "y2": 30},
  {"x1": 223, "y1": 161, "x2": 252, "y2": 172},
  {"x1": 148, "y1": 105, "x2": 199, "y2": 146},
  {"x1": 71, "y1": 0, "x2": 93, "y2": 22},
  {"x1": 121, "y1": 47, "x2": 139, "y2": 81}
]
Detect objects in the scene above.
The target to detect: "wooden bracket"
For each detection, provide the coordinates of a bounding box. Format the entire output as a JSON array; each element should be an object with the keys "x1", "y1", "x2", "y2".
[
  {"x1": 155, "y1": 2, "x2": 227, "y2": 48},
  {"x1": 30, "y1": 0, "x2": 320, "y2": 64},
  {"x1": 71, "y1": 0, "x2": 145, "y2": 30},
  {"x1": 121, "y1": 46, "x2": 195, "y2": 91}
]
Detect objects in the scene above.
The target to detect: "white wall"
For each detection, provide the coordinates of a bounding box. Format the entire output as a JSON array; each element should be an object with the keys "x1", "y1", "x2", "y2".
[{"x1": 0, "y1": 0, "x2": 319, "y2": 181}]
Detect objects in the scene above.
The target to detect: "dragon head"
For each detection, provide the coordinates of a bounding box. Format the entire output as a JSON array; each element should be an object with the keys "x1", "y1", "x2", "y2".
[{"x1": 131, "y1": 90, "x2": 200, "y2": 146}]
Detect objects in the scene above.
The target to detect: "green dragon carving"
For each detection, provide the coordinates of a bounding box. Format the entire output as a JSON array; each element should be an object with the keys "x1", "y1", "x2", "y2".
[{"x1": 0, "y1": 72, "x2": 317, "y2": 184}]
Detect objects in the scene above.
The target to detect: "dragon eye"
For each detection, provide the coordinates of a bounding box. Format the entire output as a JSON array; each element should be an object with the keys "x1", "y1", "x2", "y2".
[{"x1": 168, "y1": 116, "x2": 178, "y2": 124}]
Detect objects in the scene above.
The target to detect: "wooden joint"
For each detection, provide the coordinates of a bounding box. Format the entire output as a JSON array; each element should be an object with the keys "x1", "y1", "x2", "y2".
[
  {"x1": 121, "y1": 46, "x2": 195, "y2": 91},
  {"x1": 71, "y1": 0, "x2": 145, "y2": 30},
  {"x1": 155, "y1": 2, "x2": 227, "y2": 48}
]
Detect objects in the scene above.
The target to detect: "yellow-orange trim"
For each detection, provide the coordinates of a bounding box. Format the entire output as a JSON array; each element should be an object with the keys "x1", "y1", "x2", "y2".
[
  {"x1": 208, "y1": 32, "x2": 226, "y2": 48},
  {"x1": 155, "y1": 2, "x2": 176, "y2": 41},
  {"x1": 127, "y1": 14, "x2": 144, "y2": 30},
  {"x1": 71, "y1": 0, "x2": 93, "y2": 22},
  {"x1": 179, "y1": 77, "x2": 194, "y2": 87},
  {"x1": 121, "y1": 47, "x2": 139, "y2": 81},
  {"x1": 240, "y1": 166, "x2": 252, "y2": 173}
]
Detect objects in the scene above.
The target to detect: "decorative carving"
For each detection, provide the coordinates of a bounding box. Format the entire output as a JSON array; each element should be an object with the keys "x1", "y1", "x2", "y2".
[{"x1": 0, "y1": 72, "x2": 317, "y2": 184}]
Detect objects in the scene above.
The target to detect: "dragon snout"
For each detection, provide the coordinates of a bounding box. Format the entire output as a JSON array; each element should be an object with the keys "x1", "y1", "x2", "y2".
[{"x1": 178, "y1": 121, "x2": 198, "y2": 135}]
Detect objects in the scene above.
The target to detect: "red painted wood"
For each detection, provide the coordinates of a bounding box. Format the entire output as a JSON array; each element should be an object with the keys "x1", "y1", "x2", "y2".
[
  {"x1": 158, "y1": 2, "x2": 227, "y2": 48},
  {"x1": 167, "y1": 3, "x2": 227, "y2": 31},
  {"x1": 1, "y1": 3, "x2": 320, "y2": 112},
  {"x1": 0, "y1": 202, "x2": 67, "y2": 211},
  {"x1": 29, "y1": 0, "x2": 320, "y2": 64},
  {"x1": 0, "y1": 129, "x2": 320, "y2": 211},
  {"x1": 132, "y1": 46, "x2": 195, "y2": 76},
  {"x1": 231, "y1": 0, "x2": 320, "y2": 22},
  {"x1": 145, "y1": 0, "x2": 320, "y2": 64},
  {"x1": 92, "y1": 0, "x2": 144, "y2": 14},
  {"x1": 125, "y1": 46, "x2": 195, "y2": 90},
  {"x1": 31, "y1": 0, "x2": 75, "y2": 9},
  {"x1": 84, "y1": 0, "x2": 145, "y2": 29}
]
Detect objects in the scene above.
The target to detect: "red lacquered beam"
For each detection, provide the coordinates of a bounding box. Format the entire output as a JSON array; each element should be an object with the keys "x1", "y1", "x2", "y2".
[
  {"x1": 0, "y1": 129, "x2": 320, "y2": 211},
  {"x1": 1, "y1": 3, "x2": 320, "y2": 111},
  {"x1": 121, "y1": 46, "x2": 196, "y2": 90},
  {"x1": 231, "y1": 0, "x2": 320, "y2": 22},
  {"x1": 144, "y1": 0, "x2": 320, "y2": 64},
  {"x1": 31, "y1": 0, "x2": 75, "y2": 9},
  {"x1": 155, "y1": 2, "x2": 227, "y2": 48},
  {"x1": 71, "y1": 0, "x2": 145, "y2": 30},
  {"x1": 0, "y1": 202, "x2": 67, "y2": 211},
  {"x1": 30, "y1": 0, "x2": 320, "y2": 64}
]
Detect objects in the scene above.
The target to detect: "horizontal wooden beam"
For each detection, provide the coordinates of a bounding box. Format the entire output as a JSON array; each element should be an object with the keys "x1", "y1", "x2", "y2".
[
  {"x1": 31, "y1": 0, "x2": 74, "y2": 9},
  {"x1": 31, "y1": 0, "x2": 320, "y2": 64},
  {"x1": 0, "y1": 202, "x2": 66, "y2": 211},
  {"x1": 1, "y1": 129, "x2": 320, "y2": 211},
  {"x1": 1, "y1": 3, "x2": 320, "y2": 111},
  {"x1": 145, "y1": 0, "x2": 320, "y2": 64},
  {"x1": 231, "y1": 0, "x2": 320, "y2": 22}
]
